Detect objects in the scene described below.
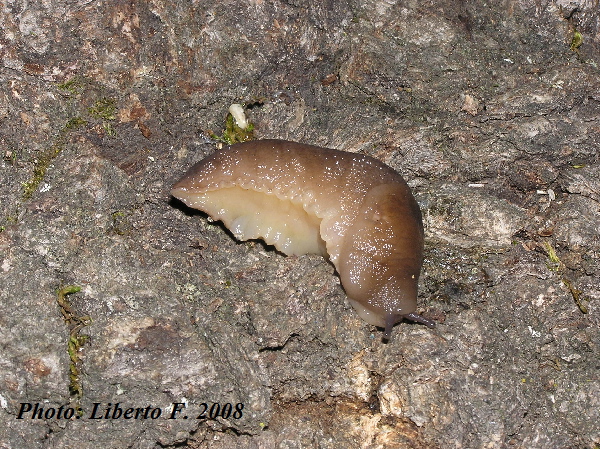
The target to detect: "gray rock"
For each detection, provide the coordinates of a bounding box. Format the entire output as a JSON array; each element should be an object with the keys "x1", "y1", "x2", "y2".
[{"x1": 1, "y1": 1, "x2": 598, "y2": 448}]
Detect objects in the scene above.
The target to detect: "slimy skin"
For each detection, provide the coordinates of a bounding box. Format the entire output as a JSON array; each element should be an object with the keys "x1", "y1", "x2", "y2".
[{"x1": 171, "y1": 139, "x2": 434, "y2": 339}]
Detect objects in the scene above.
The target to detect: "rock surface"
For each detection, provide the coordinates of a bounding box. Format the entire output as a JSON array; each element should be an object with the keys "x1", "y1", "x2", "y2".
[{"x1": 1, "y1": 1, "x2": 598, "y2": 448}]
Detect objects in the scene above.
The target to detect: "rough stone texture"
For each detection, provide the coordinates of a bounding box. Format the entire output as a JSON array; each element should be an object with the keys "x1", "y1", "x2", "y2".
[{"x1": 1, "y1": 1, "x2": 599, "y2": 448}]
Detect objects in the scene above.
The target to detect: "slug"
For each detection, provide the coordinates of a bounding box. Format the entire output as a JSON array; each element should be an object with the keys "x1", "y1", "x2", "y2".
[{"x1": 171, "y1": 139, "x2": 435, "y2": 339}]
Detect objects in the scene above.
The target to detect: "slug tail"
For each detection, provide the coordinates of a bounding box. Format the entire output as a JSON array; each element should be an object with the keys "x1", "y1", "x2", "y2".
[{"x1": 403, "y1": 312, "x2": 436, "y2": 328}]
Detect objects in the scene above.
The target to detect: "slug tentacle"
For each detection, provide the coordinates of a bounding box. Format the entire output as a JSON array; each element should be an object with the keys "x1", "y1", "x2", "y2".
[
  {"x1": 172, "y1": 139, "x2": 435, "y2": 339},
  {"x1": 383, "y1": 314, "x2": 398, "y2": 341},
  {"x1": 403, "y1": 312, "x2": 436, "y2": 328}
]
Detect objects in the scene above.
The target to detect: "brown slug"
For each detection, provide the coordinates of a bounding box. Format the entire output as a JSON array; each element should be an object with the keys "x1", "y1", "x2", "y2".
[{"x1": 171, "y1": 139, "x2": 435, "y2": 339}]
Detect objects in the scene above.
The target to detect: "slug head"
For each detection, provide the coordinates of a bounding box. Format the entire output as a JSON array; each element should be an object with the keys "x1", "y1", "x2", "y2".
[{"x1": 338, "y1": 183, "x2": 429, "y2": 338}]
